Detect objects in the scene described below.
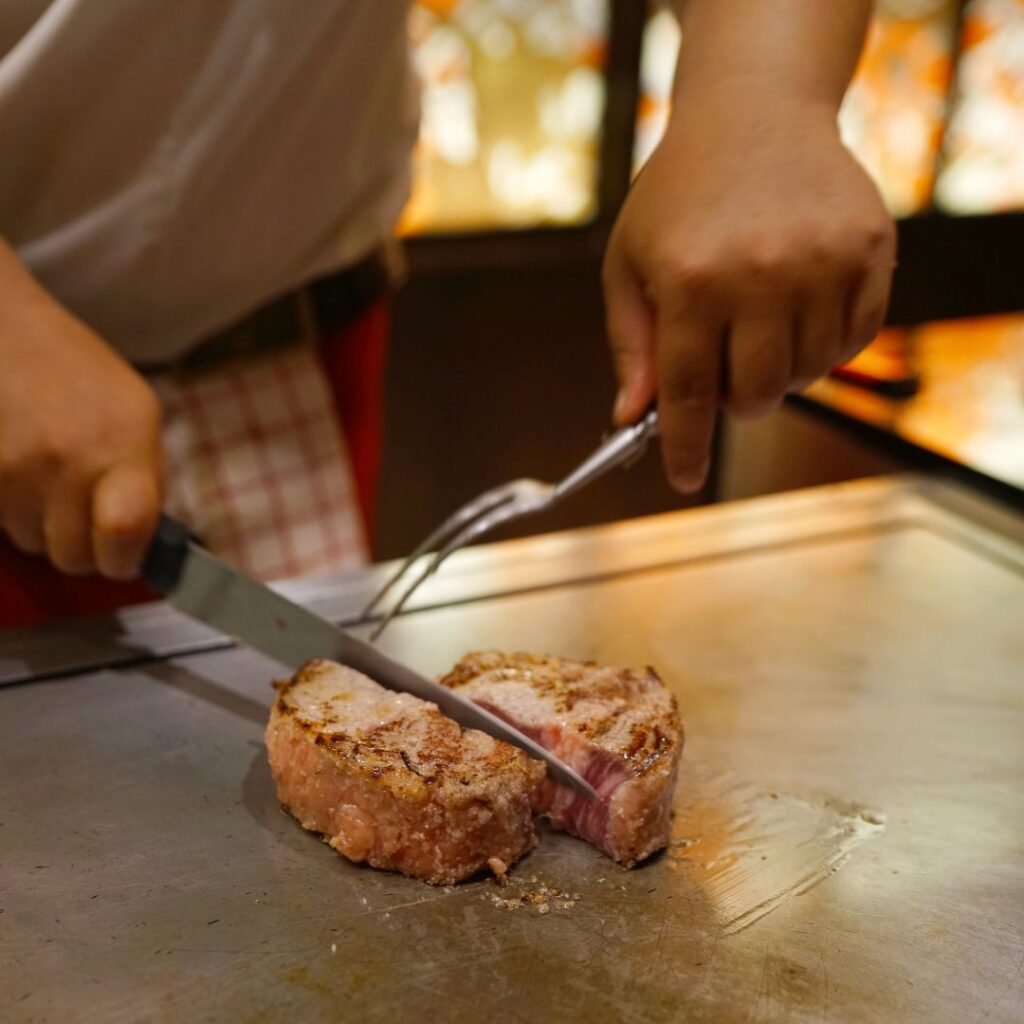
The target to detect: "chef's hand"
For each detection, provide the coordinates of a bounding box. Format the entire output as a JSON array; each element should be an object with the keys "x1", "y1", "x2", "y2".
[
  {"x1": 0, "y1": 239, "x2": 163, "y2": 579},
  {"x1": 603, "y1": 0, "x2": 896, "y2": 493}
]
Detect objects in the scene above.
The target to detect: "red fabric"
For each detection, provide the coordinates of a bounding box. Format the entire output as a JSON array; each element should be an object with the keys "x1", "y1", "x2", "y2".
[
  {"x1": 0, "y1": 547, "x2": 153, "y2": 630},
  {"x1": 318, "y1": 300, "x2": 389, "y2": 535},
  {"x1": 0, "y1": 299, "x2": 390, "y2": 632}
]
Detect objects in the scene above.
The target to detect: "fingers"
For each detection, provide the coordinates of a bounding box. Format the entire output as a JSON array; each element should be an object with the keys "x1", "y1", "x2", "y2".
[
  {"x1": 792, "y1": 232, "x2": 894, "y2": 389},
  {"x1": 842, "y1": 241, "x2": 896, "y2": 366},
  {"x1": 603, "y1": 250, "x2": 657, "y2": 425},
  {"x1": 92, "y1": 463, "x2": 161, "y2": 580},
  {"x1": 725, "y1": 306, "x2": 793, "y2": 417},
  {"x1": 43, "y1": 484, "x2": 94, "y2": 575},
  {"x1": 1, "y1": 498, "x2": 46, "y2": 555},
  {"x1": 25, "y1": 462, "x2": 160, "y2": 580},
  {"x1": 791, "y1": 280, "x2": 846, "y2": 389},
  {"x1": 656, "y1": 299, "x2": 722, "y2": 494}
]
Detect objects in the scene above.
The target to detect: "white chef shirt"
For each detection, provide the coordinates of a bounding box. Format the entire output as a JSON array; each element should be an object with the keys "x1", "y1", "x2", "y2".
[{"x1": 0, "y1": 0, "x2": 417, "y2": 363}]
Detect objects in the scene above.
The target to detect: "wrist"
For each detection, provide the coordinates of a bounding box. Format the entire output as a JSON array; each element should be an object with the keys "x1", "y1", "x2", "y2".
[
  {"x1": 661, "y1": 80, "x2": 840, "y2": 151},
  {"x1": 672, "y1": 66, "x2": 844, "y2": 121},
  {"x1": 669, "y1": 0, "x2": 871, "y2": 121}
]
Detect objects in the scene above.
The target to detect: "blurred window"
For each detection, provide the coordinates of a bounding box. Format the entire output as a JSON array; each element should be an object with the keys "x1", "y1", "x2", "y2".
[
  {"x1": 402, "y1": 0, "x2": 610, "y2": 234},
  {"x1": 839, "y1": 0, "x2": 959, "y2": 216},
  {"x1": 406, "y1": 0, "x2": 1024, "y2": 229},
  {"x1": 935, "y1": 0, "x2": 1024, "y2": 213}
]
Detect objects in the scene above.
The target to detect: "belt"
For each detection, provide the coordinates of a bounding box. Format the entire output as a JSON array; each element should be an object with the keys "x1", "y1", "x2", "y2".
[{"x1": 138, "y1": 246, "x2": 397, "y2": 376}]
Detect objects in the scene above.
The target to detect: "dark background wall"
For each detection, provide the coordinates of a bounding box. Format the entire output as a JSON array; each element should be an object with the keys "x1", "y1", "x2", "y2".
[{"x1": 374, "y1": 251, "x2": 696, "y2": 560}]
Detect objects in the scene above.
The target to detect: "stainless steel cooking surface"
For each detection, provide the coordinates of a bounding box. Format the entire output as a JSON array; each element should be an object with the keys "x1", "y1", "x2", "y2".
[{"x1": 2, "y1": 477, "x2": 1023, "y2": 1024}]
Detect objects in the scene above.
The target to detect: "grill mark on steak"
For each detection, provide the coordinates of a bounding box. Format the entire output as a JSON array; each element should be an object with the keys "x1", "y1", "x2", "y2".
[
  {"x1": 266, "y1": 659, "x2": 543, "y2": 884},
  {"x1": 441, "y1": 651, "x2": 683, "y2": 866},
  {"x1": 400, "y1": 749, "x2": 433, "y2": 781}
]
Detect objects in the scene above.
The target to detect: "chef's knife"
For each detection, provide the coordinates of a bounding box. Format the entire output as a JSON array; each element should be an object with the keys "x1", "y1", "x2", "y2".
[{"x1": 143, "y1": 514, "x2": 596, "y2": 799}]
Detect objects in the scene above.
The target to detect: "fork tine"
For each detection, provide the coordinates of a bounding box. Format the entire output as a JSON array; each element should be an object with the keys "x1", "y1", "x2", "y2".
[
  {"x1": 369, "y1": 496, "x2": 533, "y2": 640},
  {"x1": 360, "y1": 482, "x2": 520, "y2": 619}
]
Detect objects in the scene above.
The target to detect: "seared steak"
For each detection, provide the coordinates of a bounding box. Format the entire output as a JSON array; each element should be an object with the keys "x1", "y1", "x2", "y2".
[
  {"x1": 441, "y1": 652, "x2": 683, "y2": 866},
  {"x1": 266, "y1": 659, "x2": 543, "y2": 884}
]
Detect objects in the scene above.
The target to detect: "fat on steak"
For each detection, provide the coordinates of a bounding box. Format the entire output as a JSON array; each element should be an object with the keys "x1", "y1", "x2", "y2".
[
  {"x1": 265, "y1": 659, "x2": 544, "y2": 884},
  {"x1": 441, "y1": 652, "x2": 683, "y2": 866}
]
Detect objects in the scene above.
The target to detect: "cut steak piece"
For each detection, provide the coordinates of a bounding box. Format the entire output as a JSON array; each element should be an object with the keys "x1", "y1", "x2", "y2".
[
  {"x1": 265, "y1": 659, "x2": 544, "y2": 885},
  {"x1": 440, "y1": 652, "x2": 683, "y2": 867}
]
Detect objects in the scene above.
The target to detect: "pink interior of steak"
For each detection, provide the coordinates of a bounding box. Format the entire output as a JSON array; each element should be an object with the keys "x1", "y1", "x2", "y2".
[
  {"x1": 469, "y1": 704, "x2": 632, "y2": 857},
  {"x1": 442, "y1": 652, "x2": 683, "y2": 867}
]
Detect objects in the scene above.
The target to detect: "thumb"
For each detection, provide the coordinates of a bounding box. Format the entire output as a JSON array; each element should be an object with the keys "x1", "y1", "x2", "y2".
[{"x1": 603, "y1": 251, "x2": 657, "y2": 425}]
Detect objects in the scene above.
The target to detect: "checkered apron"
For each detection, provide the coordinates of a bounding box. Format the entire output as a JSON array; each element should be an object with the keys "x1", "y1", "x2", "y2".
[{"x1": 150, "y1": 332, "x2": 368, "y2": 582}]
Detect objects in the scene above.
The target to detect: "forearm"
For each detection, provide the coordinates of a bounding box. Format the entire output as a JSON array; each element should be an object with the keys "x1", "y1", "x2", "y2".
[{"x1": 664, "y1": 0, "x2": 872, "y2": 113}]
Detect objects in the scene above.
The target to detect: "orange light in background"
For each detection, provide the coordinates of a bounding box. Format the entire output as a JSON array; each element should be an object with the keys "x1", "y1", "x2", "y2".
[
  {"x1": 935, "y1": 0, "x2": 1024, "y2": 213},
  {"x1": 839, "y1": 0, "x2": 958, "y2": 216},
  {"x1": 810, "y1": 314, "x2": 1024, "y2": 488},
  {"x1": 632, "y1": 9, "x2": 680, "y2": 174},
  {"x1": 834, "y1": 328, "x2": 921, "y2": 398}
]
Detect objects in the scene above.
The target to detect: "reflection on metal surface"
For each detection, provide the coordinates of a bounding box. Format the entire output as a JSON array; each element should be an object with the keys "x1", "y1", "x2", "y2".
[
  {"x1": 809, "y1": 314, "x2": 1024, "y2": 489},
  {"x1": 416, "y1": 760, "x2": 886, "y2": 938},
  {"x1": 403, "y1": 0, "x2": 608, "y2": 233},
  {"x1": 936, "y1": 0, "x2": 1024, "y2": 213},
  {"x1": 669, "y1": 763, "x2": 885, "y2": 936}
]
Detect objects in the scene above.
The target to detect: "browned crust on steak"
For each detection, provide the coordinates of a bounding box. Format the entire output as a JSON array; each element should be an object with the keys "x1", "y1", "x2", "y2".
[
  {"x1": 441, "y1": 651, "x2": 682, "y2": 778},
  {"x1": 266, "y1": 659, "x2": 544, "y2": 884}
]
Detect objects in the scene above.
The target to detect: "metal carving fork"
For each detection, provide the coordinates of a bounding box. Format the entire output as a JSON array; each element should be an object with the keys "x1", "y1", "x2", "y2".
[{"x1": 363, "y1": 408, "x2": 660, "y2": 639}]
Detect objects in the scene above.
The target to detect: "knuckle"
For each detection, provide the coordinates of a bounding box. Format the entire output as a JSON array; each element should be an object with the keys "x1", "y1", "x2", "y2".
[
  {"x1": 806, "y1": 232, "x2": 851, "y2": 268},
  {"x1": 742, "y1": 246, "x2": 788, "y2": 280},
  {"x1": 0, "y1": 437, "x2": 59, "y2": 480},
  {"x1": 845, "y1": 219, "x2": 895, "y2": 264},
  {"x1": 655, "y1": 254, "x2": 720, "y2": 298},
  {"x1": 863, "y1": 217, "x2": 895, "y2": 251}
]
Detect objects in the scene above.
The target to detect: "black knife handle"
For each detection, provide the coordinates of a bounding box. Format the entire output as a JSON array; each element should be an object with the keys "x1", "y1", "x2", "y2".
[{"x1": 142, "y1": 513, "x2": 194, "y2": 596}]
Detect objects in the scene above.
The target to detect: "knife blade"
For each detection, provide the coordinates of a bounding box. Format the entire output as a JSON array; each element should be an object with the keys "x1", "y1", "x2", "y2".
[{"x1": 143, "y1": 515, "x2": 596, "y2": 799}]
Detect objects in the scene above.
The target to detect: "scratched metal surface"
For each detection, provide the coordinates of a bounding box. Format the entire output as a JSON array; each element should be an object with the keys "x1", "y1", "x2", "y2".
[{"x1": 2, "y1": 478, "x2": 1023, "y2": 1024}]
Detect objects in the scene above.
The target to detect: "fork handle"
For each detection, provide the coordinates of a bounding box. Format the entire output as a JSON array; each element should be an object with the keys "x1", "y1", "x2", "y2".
[{"x1": 553, "y1": 407, "x2": 660, "y2": 502}]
